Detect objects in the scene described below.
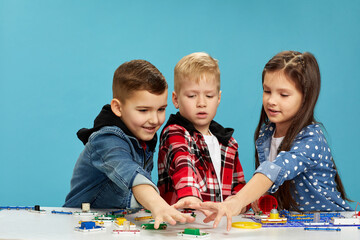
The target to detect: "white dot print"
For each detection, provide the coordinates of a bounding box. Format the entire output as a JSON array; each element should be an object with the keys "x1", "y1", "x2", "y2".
[
  {"x1": 306, "y1": 145, "x2": 310, "y2": 149},
  {"x1": 292, "y1": 155, "x2": 296, "y2": 159},
  {"x1": 309, "y1": 132, "x2": 314, "y2": 135},
  {"x1": 310, "y1": 195, "x2": 314, "y2": 198},
  {"x1": 299, "y1": 162, "x2": 303, "y2": 166},
  {"x1": 300, "y1": 196, "x2": 304, "y2": 200},
  {"x1": 294, "y1": 166, "x2": 298, "y2": 171},
  {"x1": 305, "y1": 189, "x2": 309, "y2": 192},
  {"x1": 294, "y1": 146, "x2": 298, "y2": 150},
  {"x1": 285, "y1": 159, "x2": 289, "y2": 163},
  {"x1": 299, "y1": 183, "x2": 304, "y2": 186},
  {"x1": 315, "y1": 146, "x2": 318, "y2": 150}
]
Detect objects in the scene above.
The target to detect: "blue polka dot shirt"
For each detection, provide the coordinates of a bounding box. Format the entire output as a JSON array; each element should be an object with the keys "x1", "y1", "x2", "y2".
[{"x1": 254, "y1": 123, "x2": 352, "y2": 211}]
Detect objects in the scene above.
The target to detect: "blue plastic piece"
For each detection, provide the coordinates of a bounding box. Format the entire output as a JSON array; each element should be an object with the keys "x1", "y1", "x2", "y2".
[
  {"x1": 51, "y1": 210, "x2": 73, "y2": 215},
  {"x1": 304, "y1": 227, "x2": 341, "y2": 231},
  {"x1": 79, "y1": 222, "x2": 102, "y2": 230},
  {"x1": 0, "y1": 206, "x2": 34, "y2": 210}
]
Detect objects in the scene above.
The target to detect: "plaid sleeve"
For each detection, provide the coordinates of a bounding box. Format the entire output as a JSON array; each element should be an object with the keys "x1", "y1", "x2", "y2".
[
  {"x1": 158, "y1": 125, "x2": 202, "y2": 204},
  {"x1": 231, "y1": 150, "x2": 246, "y2": 194},
  {"x1": 220, "y1": 137, "x2": 246, "y2": 197}
]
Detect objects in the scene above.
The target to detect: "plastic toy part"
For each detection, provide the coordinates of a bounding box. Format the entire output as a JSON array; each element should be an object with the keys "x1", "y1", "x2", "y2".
[
  {"x1": 29, "y1": 205, "x2": 46, "y2": 214},
  {"x1": 82, "y1": 203, "x2": 90, "y2": 212},
  {"x1": 269, "y1": 208, "x2": 279, "y2": 219},
  {"x1": 0, "y1": 206, "x2": 34, "y2": 210},
  {"x1": 107, "y1": 209, "x2": 127, "y2": 215},
  {"x1": 135, "y1": 216, "x2": 154, "y2": 221},
  {"x1": 261, "y1": 207, "x2": 287, "y2": 224},
  {"x1": 177, "y1": 228, "x2": 210, "y2": 238},
  {"x1": 258, "y1": 195, "x2": 278, "y2": 213},
  {"x1": 75, "y1": 221, "x2": 105, "y2": 232},
  {"x1": 331, "y1": 217, "x2": 360, "y2": 225},
  {"x1": 51, "y1": 210, "x2": 73, "y2": 215},
  {"x1": 94, "y1": 214, "x2": 125, "y2": 221},
  {"x1": 304, "y1": 227, "x2": 341, "y2": 231},
  {"x1": 231, "y1": 222, "x2": 262, "y2": 229},
  {"x1": 141, "y1": 222, "x2": 167, "y2": 230},
  {"x1": 113, "y1": 229, "x2": 140, "y2": 235}
]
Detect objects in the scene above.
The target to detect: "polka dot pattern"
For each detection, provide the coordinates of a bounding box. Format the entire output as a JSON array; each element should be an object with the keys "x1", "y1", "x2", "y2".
[{"x1": 254, "y1": 123, "x2": 352, "y2": 211}]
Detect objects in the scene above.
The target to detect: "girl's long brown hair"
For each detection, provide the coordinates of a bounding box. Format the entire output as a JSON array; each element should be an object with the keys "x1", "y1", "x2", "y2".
[{"x1": 254, "y1": 51, "x2": 350, "y2": 210}]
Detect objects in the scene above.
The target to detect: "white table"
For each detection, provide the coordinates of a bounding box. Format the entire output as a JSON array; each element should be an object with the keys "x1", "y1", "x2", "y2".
[{"x1": 0, "y1": 207, "x2": 359, "y2": 240}]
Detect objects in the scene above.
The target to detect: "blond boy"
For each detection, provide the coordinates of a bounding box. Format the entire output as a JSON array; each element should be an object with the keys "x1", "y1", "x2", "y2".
[{"x1": 158, "y1": 53, "x2": 247, "y2": 209}]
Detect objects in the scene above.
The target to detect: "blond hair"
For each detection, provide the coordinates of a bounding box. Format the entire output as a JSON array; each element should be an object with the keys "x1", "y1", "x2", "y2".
[{"x1": 174, "y1": 52, "x2": 220, "y2": 93}]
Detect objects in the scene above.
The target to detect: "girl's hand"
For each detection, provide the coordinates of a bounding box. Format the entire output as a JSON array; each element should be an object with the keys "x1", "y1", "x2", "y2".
[
  {"x1": 199, "y1": 196, "x2": 245, "y2": 231},
  {"x1": 173, "y1": 197, "x2": 213, "y2": 217}
]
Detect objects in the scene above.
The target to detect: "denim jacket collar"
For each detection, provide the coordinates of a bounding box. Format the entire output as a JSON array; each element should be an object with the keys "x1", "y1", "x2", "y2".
[{"x1": 77, "y1": 104, "x2": 157, "y2": 151}]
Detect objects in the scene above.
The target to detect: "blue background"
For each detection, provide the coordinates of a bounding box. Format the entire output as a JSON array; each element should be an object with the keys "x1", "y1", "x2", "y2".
[{"x1": 1, "y1": 0, "x2": 359, "y2": 209}]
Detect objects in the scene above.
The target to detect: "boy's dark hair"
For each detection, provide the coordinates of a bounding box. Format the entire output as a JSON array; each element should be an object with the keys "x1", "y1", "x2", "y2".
[
  {"x1": 113, "y1": 60, "x2": 167, "y2": 102},
  {"x1": 254, "y1": 51, "x2": 350, "y2": 210}
]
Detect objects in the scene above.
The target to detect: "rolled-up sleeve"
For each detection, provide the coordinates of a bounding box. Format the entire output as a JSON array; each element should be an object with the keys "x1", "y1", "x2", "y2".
[
  {"x1": 255, "y1": 129, "x2": 323, "y2": 193},
  {"x1": 91, "y1": 133, "x2": 158, "y2": 207}
]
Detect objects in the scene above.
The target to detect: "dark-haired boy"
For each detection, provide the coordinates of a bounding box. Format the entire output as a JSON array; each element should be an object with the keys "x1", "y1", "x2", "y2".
[{"x1": 64, "y1": 60, "x2": 194, "y2": 228}]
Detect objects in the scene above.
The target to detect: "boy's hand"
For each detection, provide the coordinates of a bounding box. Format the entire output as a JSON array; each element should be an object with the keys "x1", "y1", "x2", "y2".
[
  {"x1": 132, "y1": 184, "x2": 195, "y2": 229},
  {"x1": 173, "y1": 196, "x2": 202, "y2": 209},
  {"x1": 251, "y1": 199, "x2": 260, "y2": 213},
  {"x1": 151, "y1": 204, "x2": 195, "y2": 229},
  {"x1": 173, "y1": 196, "x2": 212, "y2": 217}
]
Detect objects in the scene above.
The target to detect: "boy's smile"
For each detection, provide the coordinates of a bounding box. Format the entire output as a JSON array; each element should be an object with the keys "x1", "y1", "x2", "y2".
[
  {"x1": 111, "y1": 90, "x2": 168, "y2": 141},
  {"x1": 172, "y1": 74, "x2": 221, "y2": 135}
]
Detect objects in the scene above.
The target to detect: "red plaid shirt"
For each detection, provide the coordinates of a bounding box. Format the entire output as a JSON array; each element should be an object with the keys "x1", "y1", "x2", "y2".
[{"x1": 157, "y1": 113, "x2": 246, "y2": 205}]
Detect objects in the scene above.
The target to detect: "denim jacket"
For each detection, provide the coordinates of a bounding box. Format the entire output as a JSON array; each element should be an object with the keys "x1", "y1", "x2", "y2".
[
  {"x1": 254, "y1": 123, "x2": 351, "y2": 211},
  {"x1": 64, "y1": 105, "x2": 158, "y2": 209}
]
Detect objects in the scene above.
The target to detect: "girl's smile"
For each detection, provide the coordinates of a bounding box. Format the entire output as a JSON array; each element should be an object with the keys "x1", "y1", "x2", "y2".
[{"x1": 263, "y1": 70, "x2": 303, "y2": 137}]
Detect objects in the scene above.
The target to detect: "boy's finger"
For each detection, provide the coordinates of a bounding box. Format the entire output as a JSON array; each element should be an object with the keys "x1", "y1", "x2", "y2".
[
  {"x1": 172, "y1": 214, "x2": 186, "y2": 223},
  {"x1": 165, "y1": 216, "x2": 177, "y2": 225},
  {"x1": 154, "y1": 219, "x2": 160, "y2": 229}
]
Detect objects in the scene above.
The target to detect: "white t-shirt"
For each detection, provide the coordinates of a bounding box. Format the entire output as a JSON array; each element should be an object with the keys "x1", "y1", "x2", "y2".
[
  {"x1": 269, "y1": 133, "x2": 284, "y2": 162},
  {"x1": 203, "y1": 132, "x2": 223, "y2": 201}
]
